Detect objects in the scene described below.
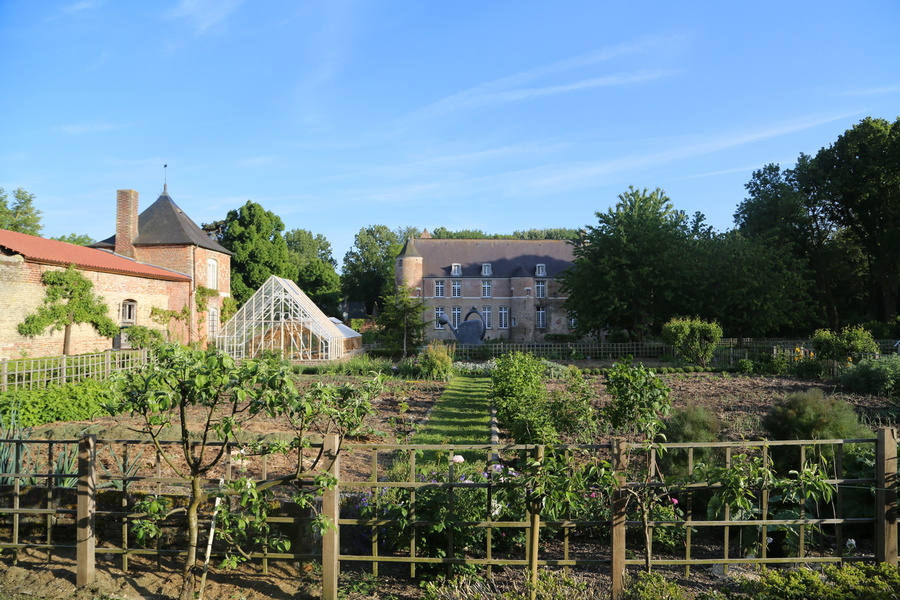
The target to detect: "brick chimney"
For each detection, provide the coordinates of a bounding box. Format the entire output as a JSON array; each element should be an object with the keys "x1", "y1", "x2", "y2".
[{"x1": 115, "y1": 189, "x2": 139, "y2": 258}]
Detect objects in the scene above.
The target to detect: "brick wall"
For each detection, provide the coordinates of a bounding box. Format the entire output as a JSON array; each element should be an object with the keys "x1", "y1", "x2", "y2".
[{"x1": 0, "y1": 256, "x2": 192, "y2": 360}]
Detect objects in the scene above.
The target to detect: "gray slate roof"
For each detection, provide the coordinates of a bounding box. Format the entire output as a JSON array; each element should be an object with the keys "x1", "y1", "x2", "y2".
[
  {"x1": 401, "y1": 238, "x2": 574, "y2": 278},
  {"x1": 93, "y1": 190, "x2": 232, "y2": 255}
]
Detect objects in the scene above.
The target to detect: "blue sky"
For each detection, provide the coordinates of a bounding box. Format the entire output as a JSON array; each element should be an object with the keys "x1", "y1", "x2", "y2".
[{"x1": 2, "y1": 1, "x2": 898, "y2": 266}]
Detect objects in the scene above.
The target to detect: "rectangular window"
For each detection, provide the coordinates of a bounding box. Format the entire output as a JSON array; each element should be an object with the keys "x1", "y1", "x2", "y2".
[
  {"x1": 481, "y1": 263, "x2": 492, "y2": 276},
  {"x1": 452, "y1": 280, "x2": 461, "y2": 297},
  {"x1": 483, "y1": 306, "x2": 492, "y2": 329},
  {"x1": 482, "y1": 280, "x2": 492, "y2": 298},
  {"x1": 536, "y1": 263, "x2": 547, "y2": 277},
  {"x1": 499, "y1": 306, "x2": 509, "y2": 329},
  {"x1": 121, "y1": 300, "x2": 137, "y2": 324},
  {"x1": 567, "y1": 314, "x2": 577, "y2": 329},
  {"x1": 451, "y1": 263, "x2": 462, "y2": 276},
  {"x1": 536, "y1": 280, "x2": 546, "y2": 298},
  {"x1": 434, "y1": 280, "x2": 445, "y2": 297},
  {"x1": 208, "y1": 308, "x2": 219, "y2": 337},
  {"x1": 435, "y1": 306, "x2": 445, "y2": 329},
  {"x1": 536, "y1": 307, "x2": 547, "y2": 329},
  {"x1": 207, "y1": 258, "x2": 218, "y2": 290},
  {"x1": 452, "y1": 306, "x2": 461, "y2": 328}
]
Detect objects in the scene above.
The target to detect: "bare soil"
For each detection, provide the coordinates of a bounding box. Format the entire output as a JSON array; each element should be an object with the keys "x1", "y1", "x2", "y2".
[{"x1": 1, "y1": 368, "x2": 895, "y2": 599}]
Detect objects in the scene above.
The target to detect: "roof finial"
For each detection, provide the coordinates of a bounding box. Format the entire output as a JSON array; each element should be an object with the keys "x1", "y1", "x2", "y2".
[{"x1": 163, "y1": 164, "x2": 168, "y2": 194}]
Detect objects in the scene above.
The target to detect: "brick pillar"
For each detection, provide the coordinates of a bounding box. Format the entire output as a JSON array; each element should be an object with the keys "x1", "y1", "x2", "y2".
[{"x1": 115, "y1": 189, "x2": 139, "y2": 258}]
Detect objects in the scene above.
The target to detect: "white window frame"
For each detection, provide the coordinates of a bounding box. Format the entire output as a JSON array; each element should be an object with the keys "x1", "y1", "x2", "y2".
[
  {"x1": 481, "y1": 263, "x2": 492, "y2": 276},
  {"x1": 567, "y1": 314, "x2": 577, "y2": 329},
  {"x1": 451, "y1": 263, "x2": 462, "y2": 276},
  {"x1": 452, "y1": 306, "x2": 461, "y2": 328},
  {"x1": 536, "y1": 307, "x2": 547, "y2": 329},
  {"x1": 435, "y1": 306, "x2": 445, "y2": 329},
  {"x1": 121, "y1": 299, "x2": 137, "y2": 324},
  {"x1": 207, "y1": 258, "x2": 218, "y2": 290},
  {"x1": 499, "y1": 306, "x2": 509, "y2": 329},
  {"x1": 483, "y1": 306, "x2": 492, "y2": 329},
  {"x1": 536, "y1": 263, "x2": 547, "y2": 277},
  {"x1": 451, "y1": 280, "x2": 461, "y2": 298},
  {"x1": 434, "y1": 280, "x2": 445, "y2": 297},
  {"x1": 482, "y1": 280, "x2": 492, "y2": 298},
  {"x1": 208, "y1": 307, "x2": 219, "y2": 337},
  {"x1": 536, "y1": 280, "x2": 546, "y2": 299}
]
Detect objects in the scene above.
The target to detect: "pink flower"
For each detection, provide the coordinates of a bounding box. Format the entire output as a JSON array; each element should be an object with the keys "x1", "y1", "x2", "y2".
[
  {"x1": 670, "y1": 498, "x2": 678, "y2": 506},
  {"x1": 451, "y1": 455, "x2": 465, "y2": 464}
]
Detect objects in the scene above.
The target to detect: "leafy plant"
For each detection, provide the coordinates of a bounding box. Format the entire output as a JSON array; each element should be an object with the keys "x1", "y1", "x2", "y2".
[
  {"x1": 810, "y1": 325, "x2": 878, "y2": 362},
  {"x1": 621, "y1": 571, "x2": 687, "y2": 600},
  {"x1": 841, "y1": 355, "x2": 900, "y2": 397},
  {"x1": 660, "y1": 317, "x2": 723, "y2": 367},
  {"x1": 418, "y1": 341, "x2": 454, "y2": 381},
  {"x1": 602, "y1": 358, "x2": 671, "y2": 440},
  {"x1": 659, "y1": 405, "x2": 720, "y2": 477}
]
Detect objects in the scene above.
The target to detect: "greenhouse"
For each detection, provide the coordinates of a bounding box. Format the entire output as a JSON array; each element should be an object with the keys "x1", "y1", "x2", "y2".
[{"x1": 215, "y1": 276, "x2": 354, "y2": 361}]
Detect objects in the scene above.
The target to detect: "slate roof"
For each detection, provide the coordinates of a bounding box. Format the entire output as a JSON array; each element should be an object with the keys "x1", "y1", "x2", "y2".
[
  {"x1": 0, "y1": 229, "x2": 192, "y2": 282},
  {"x1": 92, "y1": 189, "x2": 232, "y2": 255},
  {"x1": 400, "y1": 238, "x2": 574, "y2": 278}
]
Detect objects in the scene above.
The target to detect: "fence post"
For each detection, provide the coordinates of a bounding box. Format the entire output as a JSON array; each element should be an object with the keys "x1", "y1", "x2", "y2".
[
  {"x1": 59, "y1": 355, "x2": 67, "y2": 386},
  {"x1": 876, "y1": 427, "x2": 898, "y2": 565},
  {"x1": 1, "y1": 359, "x2": 6, "y2": 392},
  {"x1": 76, "y1": 434, "x2": 97, "y2": 587},
  {"x1": 526, "y1": 445, "x2": 544, "y2": 598},
  {"x1": 321, "y1": 433, "x2": 341, "y2": 600},
  {"x1": 611, "y1": 438, "x2": 628, "y2": 600}
]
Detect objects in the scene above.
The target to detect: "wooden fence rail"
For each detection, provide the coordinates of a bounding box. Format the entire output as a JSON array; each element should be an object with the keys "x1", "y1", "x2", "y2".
[
  {"x1": 0, "y1": 432, "x2": 895, "y2": 600},
  {"x1": 0, "y1": 349, "x2": 151, "y2": 392}
]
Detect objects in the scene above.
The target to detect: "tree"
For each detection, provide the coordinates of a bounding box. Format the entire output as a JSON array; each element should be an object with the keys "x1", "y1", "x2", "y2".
[
  {"x1": 560, "y1": 187, "x2": 691, "y2": 341},
  {"x1": 341, "y1": 225, "x2": 403, "y2": 315},
  {"x1": 513, "y1": 227, "x2": 579, "y2": 240},
  {"x1": 218, "y1": 201, "x2": 296, "y2": 305},
  {"x1": 375, "y1": 285, "x2": 428, "y2": 356},
  {"x1": 284, "y1": 228, "x2": 341, "y2": 315},
  {"x1": 51, "y1": 233, "x2": 95, "y2": 246},
  {"x1": 814, "y1": 117, "x2": 900, "y2": 321},
  {"x1": 0, "y1": 187, "x2": 43, "y2": 235},
  {"x1": 17, "y1": 266, "x2": 119, "y2": 355},
  {"x1": 660, "y1": 317, "x2": 723, "y2": 367}
]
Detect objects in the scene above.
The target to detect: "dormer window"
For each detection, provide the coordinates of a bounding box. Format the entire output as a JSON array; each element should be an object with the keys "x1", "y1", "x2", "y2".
[
  {"x1": 481, "y1": 263, "x2": 492, "y2": 276},
  {"x1": 451, "y1": 263, "x2": 462, "y2": 277},
  {"x1": 536, "y1": 263, "x2": 547, "y2": 277}
]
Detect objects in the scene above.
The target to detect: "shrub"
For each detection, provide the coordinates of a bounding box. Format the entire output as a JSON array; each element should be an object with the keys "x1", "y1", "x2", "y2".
[
  {"x1": 547, "y1": 366, "x2": 598, "y2": 443},
  {"x1": 810, "y1": 325, "x2": 879, "y2": 361},
  {"x1": 622, "y1": 572, "x2": 686, "y2": 600},
  {"x1": 791, "y1": 358, "x2": 826, "y2": 380},
  {"x1": 541, "y1": 358, "x2": 570, "y2": 379},
  {"x1": 660, "y1": 317, "x2": 723, "y2": 367},
  {"x1": 735, "y1": 358, "x2": 754, "y2": 374},
  {"x1": 659, "y1": 405, "x2": 720, "y2": 477},
  {"x1": 737, "y1": 563, "x2": 900, "y2": 600},
  {"x1": 0, "y1": 378, "x2": 118, "y2": 427},
  {"x1": 491, "y1": 352, "x2": 557, "y2": 443},
  {"x1": 602, "y1": 359, "x2": 671, "y2": 440},
  {"x1": 123, "y1": 325, "x2": 164, "y2": 349},
  {"x1": 422, "y1": 568, "x2": 607, "y2": 600},
  {"x1": 841, "y1": 355, "x2": 900, "y2": 396},
  {"x1": 418, "y1": 342, "x2": 454, "y2": 381}
]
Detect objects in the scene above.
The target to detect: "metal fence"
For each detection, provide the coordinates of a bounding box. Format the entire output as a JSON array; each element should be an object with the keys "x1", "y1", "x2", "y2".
[
  {"x1": 0, "y1": 431, "x2": 895, "y2": 599},
  {"x1": 449, "y1": 341, "x2": 748, "y2": 365},
  {"x1": 0, "y1": 349, "x2": 150, "y2": 392}
]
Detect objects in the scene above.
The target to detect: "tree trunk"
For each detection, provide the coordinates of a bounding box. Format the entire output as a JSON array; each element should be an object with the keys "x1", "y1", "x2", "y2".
[
  {"x1": 63, "y1": 323, "x2": 73, "y2": 356},
  {"x1": 179, "y1": 477, "x2": 204, "y2": 600}
]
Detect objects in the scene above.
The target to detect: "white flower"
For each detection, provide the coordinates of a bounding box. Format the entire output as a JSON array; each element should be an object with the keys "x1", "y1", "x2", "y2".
[
  {"x1": 451, "y1": 455, "x2": 465, "y2": 464},
  {"x1": 846, "y1": 538, "x2": 857, "y2": 549}
]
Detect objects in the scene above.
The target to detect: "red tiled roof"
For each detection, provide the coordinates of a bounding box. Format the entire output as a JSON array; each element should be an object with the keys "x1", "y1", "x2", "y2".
[{"x1": 0, "y1": 229, "x2": 191, "y2": 282}]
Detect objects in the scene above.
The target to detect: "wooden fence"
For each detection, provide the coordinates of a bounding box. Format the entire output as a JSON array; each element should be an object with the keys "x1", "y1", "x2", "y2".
[
  {"x1": 0, "y1": 349, "x2": 151, "y2": 392},
  {"x1": 0, "y1": 432, "x2": 896, "y2": 599}
]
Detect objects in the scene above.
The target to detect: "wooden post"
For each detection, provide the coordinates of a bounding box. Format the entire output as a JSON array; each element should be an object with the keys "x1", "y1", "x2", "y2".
[
  {"x1": 526, "y1": 445, "x2": 544, "y2": 599},
  {"x1": 60, "y1": 356, "x2": 67, "y2": 385},
  {"x1": 1, "y1": 359, "x2": 7, "y2": 392},
  {"x1": 611, "y1": 438, "x2": 629, "y2": 600},
  {"x1": 321, "y1": 434, "x2": 341, "y2": 600},
  {"x1": 876, "y1": 427, "x2": 897, "y2": 565},
  {"x1": 76, "y1": 435, "x2": 97, "y2": 587}
]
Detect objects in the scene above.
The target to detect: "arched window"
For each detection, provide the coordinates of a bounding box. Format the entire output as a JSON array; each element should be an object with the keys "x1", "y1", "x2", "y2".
[
  {"x1": 207, "y1": 258, "x2": 218, "y2": 290},
  {"x1": 121, "y1": 299, "x2": 137, "y2": 325}
]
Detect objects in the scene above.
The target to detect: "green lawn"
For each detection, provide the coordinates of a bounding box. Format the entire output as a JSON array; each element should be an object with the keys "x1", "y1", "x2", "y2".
[{"x1": 410, "y1": 376, "x2": 492, "y2": 448}]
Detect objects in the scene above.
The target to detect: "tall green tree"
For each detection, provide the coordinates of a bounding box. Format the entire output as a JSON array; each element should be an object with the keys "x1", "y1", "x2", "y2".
[
  {"x1": 51, "y1": 233, "x2": 95, "y2": 246},
  {"x1": 284, "y1": 228, "x2": 341, "y2": 315},
  {"x1": 218, "y1": 201, "x2": 296, "y2": 305},
  {"x1": 0, "y1": 187, "x2": 43, "y2": 235},
  {"x1": 815, "y1": 117, "x2": 900, "y2": 320},
  {"x1": 17, "y1": 266, "x2": 119, "y2": 355},
  {"x1": 341, "y1": 225, "x2": 403, "y2": 315},
  {"x1": 560, "y1": 187, "x2": 691, "y2": 341},
  {"x1": 375, "y1": 285, "x2": 429, "y2": 357}
]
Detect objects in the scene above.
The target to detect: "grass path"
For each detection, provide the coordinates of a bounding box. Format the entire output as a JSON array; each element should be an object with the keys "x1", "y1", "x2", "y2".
[{"x1": 410, "y1": 376, "x2": 492, "y2": 446}]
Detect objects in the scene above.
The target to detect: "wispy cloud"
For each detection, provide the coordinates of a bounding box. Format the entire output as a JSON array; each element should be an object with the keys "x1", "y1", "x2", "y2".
[
  {"x1": 835, "y1": 84, "x2": 900, "y2": 97},
  {"x1": 399, "y1": 35, "x2": 685, "y2": 123},
  {"x1": 166, "y1": 0, "x2": 244, "y2": 35},
  {"x1": 56, "y1": 122, "x2": 128, "y2": 135}
]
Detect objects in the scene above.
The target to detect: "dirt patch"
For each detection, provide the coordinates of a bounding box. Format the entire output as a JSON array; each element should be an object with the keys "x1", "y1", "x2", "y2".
[{"x1": 1, "y1": 369, "x2": 895, "y2": 599}]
